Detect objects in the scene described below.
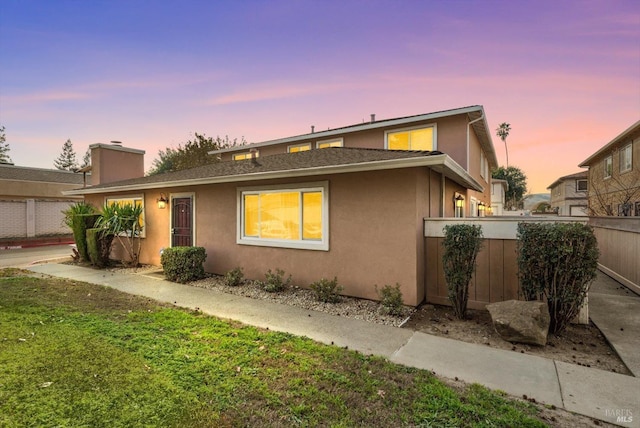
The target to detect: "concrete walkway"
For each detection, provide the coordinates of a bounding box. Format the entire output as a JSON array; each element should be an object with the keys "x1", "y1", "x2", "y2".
[{"x1": 24, "y1": 263, "x2": 640, "y2": 427}]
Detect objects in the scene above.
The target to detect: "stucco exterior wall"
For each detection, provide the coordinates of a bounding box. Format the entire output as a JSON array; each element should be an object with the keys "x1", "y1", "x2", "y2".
[
  {"x1": 90, "y1": 144, "x2": 145, "y2": 186},
  {"x1": 0, "y1": 179, "x2": 84, "y2": 200}
]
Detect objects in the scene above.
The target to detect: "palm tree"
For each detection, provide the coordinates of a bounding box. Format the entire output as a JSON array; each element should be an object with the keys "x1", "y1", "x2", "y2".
[{"x1": 496, "y1": 123, "x2": 511, "y2": 168}]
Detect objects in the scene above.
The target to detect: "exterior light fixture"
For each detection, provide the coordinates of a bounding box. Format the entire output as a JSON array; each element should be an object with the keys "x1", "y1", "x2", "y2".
[
  {"x1": 157, "y1": 193, "x2": 168, "y2": 209},
  {"x1": 454, "y1": 194, "x2": 465, "y2": 218},
  {"x1": 478, "y1": 202, "x2": 486, "y2": 217},
  {"x1": 455, "y1": 194, "x2": 464, "y2": 208}
]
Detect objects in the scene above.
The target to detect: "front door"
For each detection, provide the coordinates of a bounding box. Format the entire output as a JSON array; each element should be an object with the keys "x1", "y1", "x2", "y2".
[{"x1": 171, "y1": 196, "x2": 193, "y2": 247}]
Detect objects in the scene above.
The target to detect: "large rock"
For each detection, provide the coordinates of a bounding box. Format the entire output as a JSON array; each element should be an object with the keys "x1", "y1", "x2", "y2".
[{"x1": 486, "y1": 300, "x2": 550, "y2": 346}]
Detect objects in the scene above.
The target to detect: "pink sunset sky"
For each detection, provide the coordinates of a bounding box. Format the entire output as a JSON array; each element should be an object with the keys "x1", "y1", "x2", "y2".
[{"x1": 1, "y1": 0, "x2": 638, "y2": 194}]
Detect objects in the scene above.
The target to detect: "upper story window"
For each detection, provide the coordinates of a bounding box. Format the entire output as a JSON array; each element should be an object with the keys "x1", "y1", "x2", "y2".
[
  {"x1": 317, "y1": 139, "x2": 343, "y2": 149},
  {"x1": 385, "y1": 125, "x2": 435, "y2": 151},
  {"x1": 288, "y1": 143, "x2": 311, "y2": 153},
  {"x1": 233, "y1": 151, "x2": 259, "y2": 161},
  {"x1": 480, "y1": 151, "x2": 488, "y2": 180},
  {"x1": 604, "y1": 155, "x2": 613, "y2": 179},
  {"x1": 238, "y1": 182, "x2": 329, "y2": 251},
  {"x1": 620, "y1": 143, "x2": 632, "y2": 173},
  {"x1": 576, "y1": 180, "x2": 587, "y2": 192}
]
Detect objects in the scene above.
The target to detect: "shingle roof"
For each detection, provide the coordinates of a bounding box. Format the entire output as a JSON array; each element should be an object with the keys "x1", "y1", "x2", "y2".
[
  {"x1": 0, "y1": 164, "x2": 85, "y2": 184},
  {"x1": 65, "y1": 147, "x2": 482, "y2": 195},
  {"x1": 546, "y1": 171, "x2": 588, "y2": 190}
]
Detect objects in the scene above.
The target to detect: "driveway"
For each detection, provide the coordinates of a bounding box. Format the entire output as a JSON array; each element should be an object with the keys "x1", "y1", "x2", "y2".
[{"x1": 0, "y1": 244, "x2": 73, "y2": 268}]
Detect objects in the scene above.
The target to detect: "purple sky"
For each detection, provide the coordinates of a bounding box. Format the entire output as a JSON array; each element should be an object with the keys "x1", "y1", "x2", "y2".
[{"x1": 1, "y1": 0, "x2": 638, "y2": 193}]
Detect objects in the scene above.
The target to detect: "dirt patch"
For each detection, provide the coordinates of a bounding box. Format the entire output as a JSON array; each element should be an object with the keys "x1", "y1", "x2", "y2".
[{"x1": 403, "y1": 303, "x2": 631, "y2": 376}]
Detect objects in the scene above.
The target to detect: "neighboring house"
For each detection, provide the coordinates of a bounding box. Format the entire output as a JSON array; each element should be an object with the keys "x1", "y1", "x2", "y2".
[
  {"x1": 490, "y1": 179, "x2": 508, "y2": 216},
  {"x1": 66, "y1": 105, "x2": 498, "y2": 306},
  {"x1": 579, "y1": 120, "x2": 640, "y2": 216},
  {"x1": 0, "y1": 164, "x2": 84, "y2": 239},
  {"x1": 546, "y1": 171, "x2": 588, "y2": 216}
]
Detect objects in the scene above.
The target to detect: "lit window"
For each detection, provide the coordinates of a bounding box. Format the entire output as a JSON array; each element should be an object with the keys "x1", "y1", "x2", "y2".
[
  {"x1": 386, "y1": 126, "x2": 434, "y2": 151},
  {"x1": 620, "y1": 143, "x2": 632, "y2": 173},
  {"x1": 233, "y1": 151, "x2": 259, "y2": 161},
  {"x1": 604, "y1": 155, "x2": 612, "y2": 178},
  {"x1": 317, "y1": 139, "x2": 343, "y2": 149},
  {"x1": 576, "y1": 180, "x2": 587, "y2": 192},
  {"x1": 238, "y1": 183, "x2": 328, "y2": 251},
  {"x1": 288, "y1": 143, "x2": 311, "y2": 153},
  {"x1": 105, "y1": 196, "x2": 145, "y2": 236}
]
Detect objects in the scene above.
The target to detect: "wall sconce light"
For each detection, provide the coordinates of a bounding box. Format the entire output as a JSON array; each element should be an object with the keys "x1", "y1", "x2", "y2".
[
  {"x1": 454, "y1": 194, "x2": 465, "y2": 218},
  {"x1": 455, "y1": 194, "x2": 464, "y2": 208},
  {"x1": 478, "y1": 202, "x2": 486, "y2": 217},
  {"x1": 157, "y1": 193, "x2": 168, "y2": 209}
]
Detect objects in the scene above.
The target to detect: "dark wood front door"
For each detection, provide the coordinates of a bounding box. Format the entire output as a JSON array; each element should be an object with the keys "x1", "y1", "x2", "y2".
[{"x1": 171, "y1": 197, "x2": 193, "y2": 247}]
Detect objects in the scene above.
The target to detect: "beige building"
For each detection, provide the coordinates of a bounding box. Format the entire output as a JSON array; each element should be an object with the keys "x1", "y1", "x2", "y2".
[
  {"x1": 579, "y1": 120, "x2": 640, "y2": 216},
  {"x1": 490, "y1": 179, "x2": 508, "y2": 216},
  {"x1": 547, "y1": 171, "x2": 588, "y2": 216},
  {"x1": 0, "y1": 164, "x2": 84, "y2": 240},
  {"x1": 66, "y1": 105, "x2": 498, "y2": 306}
]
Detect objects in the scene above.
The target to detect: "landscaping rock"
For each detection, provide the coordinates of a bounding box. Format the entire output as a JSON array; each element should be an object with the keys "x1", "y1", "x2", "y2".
[{"x1": 486, "y1": 300, "x2": 550, "y2": 346}]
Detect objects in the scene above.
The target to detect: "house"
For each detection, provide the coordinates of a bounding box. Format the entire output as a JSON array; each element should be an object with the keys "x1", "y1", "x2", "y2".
[
  {"x1": 546, "y1": 171, "x2": 588, "y2": 216},
  {"x1": 66, "y1": 105, "x2": 498, "y2": 306},
  {"x1": 0, "y1": 164, "x2": 84, "y2": 241},
  {"x1": 579, "y1": 120, "x2": 640, "y2": 216},
  {"x1": 490, "y1": 179, "x2": 508, "y2": 216}
]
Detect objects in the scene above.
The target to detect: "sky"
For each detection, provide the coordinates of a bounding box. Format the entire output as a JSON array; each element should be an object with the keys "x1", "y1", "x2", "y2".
[{"x1": 1, "y1": 0, "x2": 638, "y2": 194}]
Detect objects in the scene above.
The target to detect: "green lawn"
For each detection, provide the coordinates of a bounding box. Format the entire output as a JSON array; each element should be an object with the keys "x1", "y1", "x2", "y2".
[{"x1": 0, "y1": 268, "x2": 547, "y2": 427}]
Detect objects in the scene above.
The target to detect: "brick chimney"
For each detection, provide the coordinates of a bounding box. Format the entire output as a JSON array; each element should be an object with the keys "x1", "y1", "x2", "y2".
[{"x1": 89, "y1": 142, "x2": 145, "y2": 186}]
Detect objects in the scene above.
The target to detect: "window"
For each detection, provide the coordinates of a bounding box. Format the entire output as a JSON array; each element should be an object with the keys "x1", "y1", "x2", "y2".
[
  {"x1": 238, "y1": 182, "x2": 328, "y2": 251},
  {"x1": 604, "y1": 155, "x2": 613, "y2": 178},
  {"x1": 233, "y1": 151, "x2": 259, "y2": 161},
  {"x1": 288, "y1": 143, "x2": 311, "y2": 153},
  {"x1": 576, "y1": 180, "x2": 587, "y2": 192},
  {"x1": 480, "y1": 152, "x2": 488, "y2": 180},
  {"x1": 105, "y1": 195, "x2": 145, "y2": 237},
  {"x1": 386, "y1": 125, "x2": 435, "y2": 151},
  {"x1": 620, "y1": 143, "x2": 632, "y2": 173},
  {"x1": 317, "y1": 139, "x2": 343, "y2": 149}
]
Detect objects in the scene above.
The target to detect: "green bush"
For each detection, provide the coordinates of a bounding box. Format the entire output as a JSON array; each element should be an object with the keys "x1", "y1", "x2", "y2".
[
  {"x1": 224, "y1": 267, "x2": 244, "y2": 287},
  {"x1": 62, "y1": 202, "x2": 98, "y2": 262},
  {"x1": 442, "y1": 224, "x2": 484, "y2": 320},
  {"x1": 517, "y1": 222, "x2": 599, "y2": 334},
  {"x1": 86, "y1": 228, "x2": 114, "y2": 268},
  {"x1": 310, "y1": 277, "x2": 343, "y2": 303},
  {"x1": 261, "y1": 268, "x2": 291, "y2": 293},
  {"x1": 377, "y1": 283, "x2": 404, "y2": 316},
  {"x1": 161, "y1": 247, "x2": 207, "y2": 284}
]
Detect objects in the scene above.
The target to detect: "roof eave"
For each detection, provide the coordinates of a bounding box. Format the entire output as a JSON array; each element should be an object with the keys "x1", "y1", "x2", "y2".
[{"x1": 64, "y1": 154, "x2": 483, "y2": 196}]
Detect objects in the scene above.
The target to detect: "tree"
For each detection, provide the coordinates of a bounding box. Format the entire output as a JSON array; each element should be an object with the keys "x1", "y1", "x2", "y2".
[
  {"x1": 0, "y1": 126, "x2": 12, "y2": 164},
  {"x1": 496, "y1": 123, "x2": 511, "y2": 168},
  {"x1": 492, "y1": 166, "x2": 528, "y2": 210},
  {"x1": 588, "y1": 168, "x2": 640, "y2": 216},
  {"x1": 147, "y1": 133, "x2": 245, "y2": 175},
  {"x1": 54, "y1": 139, "x2": 78, "y2": 171},
  {"x1": 80, "y1": 148, "x2": 91, "y2": 169}
]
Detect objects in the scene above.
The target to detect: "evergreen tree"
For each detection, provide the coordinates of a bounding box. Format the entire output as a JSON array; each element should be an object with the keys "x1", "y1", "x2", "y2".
[
  {"x1": 0, "y1": 126, "x2": 12, "y2": 164},
  {"x1": 54, "y1": 139, "x2": 78, "y2": 171},
  {"x1": 80, "y1": 147, "x2": 91, "y2": 168},
  {"x1": 492, "y1": 166, "x2": 528, "y2": 210}
]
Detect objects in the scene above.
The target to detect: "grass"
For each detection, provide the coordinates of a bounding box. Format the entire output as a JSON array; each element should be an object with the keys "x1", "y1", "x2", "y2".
[{"x1": 0, "y1": 269, "x2": 547, "y2": 427}]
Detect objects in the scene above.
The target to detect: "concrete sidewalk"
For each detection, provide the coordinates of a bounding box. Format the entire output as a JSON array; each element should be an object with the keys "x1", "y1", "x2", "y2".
[{"x1": 25, "y1": 263, "x2": 639, "y2": 427}]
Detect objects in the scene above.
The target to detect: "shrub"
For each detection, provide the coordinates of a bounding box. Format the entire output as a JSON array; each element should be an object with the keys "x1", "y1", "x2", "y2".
[
  {"x1": 442, "y1": 224, "x2": 484, "y2": 320},
  {"x1": 517, "y1": 222, "x2": 599, "y2": 334},
  {"x1": 377, "y1": 283, "x2": 404, "y2": 316},
  {"x1": 95, "y1": 202, "x2": 144, "y2": 267},
  {"x1": 261, "y1": 268, "x2": 291, "y2": 293},
  {"x1": 224, "y1": 267, "x2": 244, "y2": 287},
  {"x1": 161, "y1": 246, "x2": 207, "y2": 284},
  {"x1": 310, "y1": 277, "x2": 343, "y2": 303},
  {"x1": 62, "y1": 202, "x2": 98, "y2": 262},
  {"x1": 86, "y1": 228, "x2": 114, "y2": 268}
]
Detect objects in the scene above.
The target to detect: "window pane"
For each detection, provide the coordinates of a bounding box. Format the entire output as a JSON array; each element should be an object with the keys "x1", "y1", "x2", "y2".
[
  {"x1": 260, "y1": 192, "x2": 300, "y2": 240},
  {"x1": 388, "y1": 132, "x2": 409, "y2": 150},
  {"x1": 302, "y1": 192, "x2": 322, "y2": 240},
  {"x1": 244, "y1": 194, "x2": 259, "y2": 237},
  {"x1": 318, "y1": 140, "x2": 342, "y2": 149},
  {"x1": 289, "y1": 144, "x2": 311, "y2": 153},
  {"x1": 410, "y1": 128, "x2": 433, "y2": 151}
]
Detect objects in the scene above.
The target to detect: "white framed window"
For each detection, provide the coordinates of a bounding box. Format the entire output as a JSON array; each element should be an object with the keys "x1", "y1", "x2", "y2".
[
  {"x1": 385, "y1": 124, "x2": 436, "y2": 151},
  {"x1": 480, "y1": 151, "x2": 489, "y2": 180},
  {"x1": 316, "y1": 138, "x2": 343, "y2": 149},
  {"x1": 237, "y1": 182, "x2": 329, "y2": 251},
  {"x1": 233, "y1": 151, "x2": 259, "y2": 161},
  {"x1": 620, "y1": 143, "x2": 632, "y2": 173},
  {"x1": 288, "y1": 143, "x2": 311, "y2": 153},
  {"x1": 104, "y1": 195, "x2": 145, "y2": 237},
  {"x1": 576, "y1": 180, "x2": 587, "y2": 192},
  {"x1": 604, "y1": 155, "x2": 613, "y2": 179}
]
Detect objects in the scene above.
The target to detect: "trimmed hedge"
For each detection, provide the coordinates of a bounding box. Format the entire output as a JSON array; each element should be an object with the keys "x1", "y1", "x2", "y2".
[
  {"x1": 86, "y1": 228, "x2": 114, "y2": 268},
  {"x1": 161, "y1": 246, "x2": 207, "y2": 283}
]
